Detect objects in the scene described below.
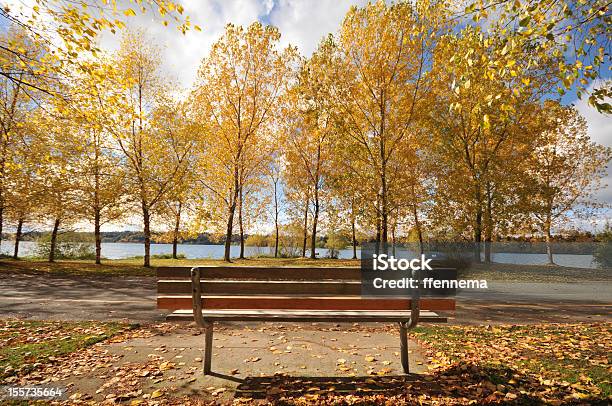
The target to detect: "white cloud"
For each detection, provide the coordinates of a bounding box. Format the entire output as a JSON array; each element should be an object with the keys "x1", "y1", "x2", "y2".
[
  {"x1": 572, "y1": 80, "x2": 612, "y2": 210},
  {"x1": 573, "y1": 83, "x2": 612, "y2": 147},
  {"x1": 92, "y1": 0, "x2": 366, "y2": 91},
  {"x1": 97, "y1": 0, "x2": 274, "y2": 91},
  {"x1": 269, "y1": 0, "x2": 368, "y2": 55}
]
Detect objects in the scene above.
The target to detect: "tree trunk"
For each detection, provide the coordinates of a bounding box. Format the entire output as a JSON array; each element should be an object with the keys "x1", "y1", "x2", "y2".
[
  {"x1": 142, "y1": 204, "x2": 151, "y2": 267},
  {"x1": 224, "y1": 165, "x2": 240, "y2": 263},
  {"x1": 224, "y1": 199, "x2": 237, "y2": 263},
  {"x1": 391, "y1": 221, "x2": 396, "y2": 257},
  {"x1": 274, "y1": 181, "x2": 279, "y2": 258},
  {"x1": 49, "y1": 218, "x2": 60, "y2": 263},
  {"x1": 13, "y1": 216, "x2": 23, "y2": 259},
  {"x1": 93, "y1": 132, "x2": 102, "y2": 265},
  {"x1": 94, "y1": 208, "x2": 102, "y2": 265},
  {"x1": 484, "y1": 184, "x2": 493, "y2": 264},
  {"x1": 0, "y1": 145, "x2": 6, "y2": 250},
  {"x1": 375, "y1": 204, "x2": 381, "y2": 256},
  {"x1": 172, "y1": 202, "x2": 182, "y2": 260},
  {"x1": 274, "y1": 217, "x2": 279, "y2": 259},
  {"x1": 310, "y1": 144, "x2": 323, "y2": 260},
  {"x1": 351, "y1": 217, "x2": 357, "y2": 260},
  {"x1": 474, "y1": 207, "x2": 482, "y2": 263},
  {"x1": 239, "y1": 188, "x2": 245, "y2": 259},
  {"x1": 380, "y1": 186, "x2": 389, "y2": 255},
  {"x1": 545, "y1": 218, "x2": 554, "y2": 265},
  {"x1": 301, "y1": 199, "x2": 308, "y2": 257},
  {"x1": 380, "y1": 210, "x2": 388, "y2": 254},
  {"x1": 0, "y1": 205, "x2": 3, "y2": 251},
  {"x1": 310, "y1": 190, "x2": 319, "y2": 259},
  {"x1": 379, "y1": 97, "x2": 388, "y2": 255},
  {"x1": 172, "y1": 235, "x2": 178, "y2": 259},
  {"x1": 411, "y1": 202, "x2": 424, "y2": 255}
]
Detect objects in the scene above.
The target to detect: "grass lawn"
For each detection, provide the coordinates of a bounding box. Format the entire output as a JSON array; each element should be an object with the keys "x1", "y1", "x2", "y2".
[
  {"x1": 0, "y1": 319, "x2": 131, "y2": 381},
  {"x1": 0, "y1": 257, "x2": 361, "y2": 278},
  {"x1": 1, "y1": 256, "x2": 609, "y2": 282},
  {"x1": 413, "y1": 323, "x2": 612, "y2": 403},
  {"x1": 461, "y1": 262, "x2": 610, "y2": 282}
]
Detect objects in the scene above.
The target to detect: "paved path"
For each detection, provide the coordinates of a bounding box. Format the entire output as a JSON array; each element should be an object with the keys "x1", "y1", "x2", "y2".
[
  {"x1": 0, "y1": 274, "x2": 163, "y2": 321},
  {"x1": 0, "y1": 273, "x2": 610, "y2": 324},
  {"x1": 453, "y1": 281, "x2": 612, "y2": 324},
  {"x1": 29, "y1": 324, "x2": 428, "y2": 402}
]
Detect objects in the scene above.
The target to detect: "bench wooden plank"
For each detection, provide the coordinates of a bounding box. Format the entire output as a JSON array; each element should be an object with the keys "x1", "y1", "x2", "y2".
[
  {"x1": 157, "y1": 296, "x2": 456, "y2": 311},
  {"x1": 157, "y1": 267, "x2": 457, "y2": 281},
  {"x1": 157, "y1": 279, "x2": 363, "y2": 295},
  {"x1": 166, "y1": 309, "x2": 448, "y2": 322},
  {"x1": 156, "y1": 266, "x2": 363, "y2": 280}
]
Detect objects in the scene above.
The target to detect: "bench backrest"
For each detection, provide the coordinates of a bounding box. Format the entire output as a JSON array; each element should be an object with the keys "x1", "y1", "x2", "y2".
[{"x1": 156, "y1": 266, "x2": 456, "y2": 312}]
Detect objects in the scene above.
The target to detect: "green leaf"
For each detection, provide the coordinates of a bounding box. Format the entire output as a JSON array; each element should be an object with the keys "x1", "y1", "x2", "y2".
[{"x1": 519, "y1": 16, "x2": 530, "y2": 27}]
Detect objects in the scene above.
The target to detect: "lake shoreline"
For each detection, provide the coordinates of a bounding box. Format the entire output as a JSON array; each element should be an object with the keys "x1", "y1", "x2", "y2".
[{"x1": 0, "y1": 240, "x2": 605, "y2": 268}]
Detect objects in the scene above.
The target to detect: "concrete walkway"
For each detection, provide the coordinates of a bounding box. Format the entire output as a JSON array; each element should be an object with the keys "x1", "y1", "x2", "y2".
[{"x1": 57, "y1": 324, "x2": 427, "y2": 402}]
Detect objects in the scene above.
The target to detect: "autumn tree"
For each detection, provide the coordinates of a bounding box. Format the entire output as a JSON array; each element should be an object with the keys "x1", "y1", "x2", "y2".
[
  {"x1": 266, "y1": 153, "x2": 284, "y2": 258},
  {"x1": 236, "y1": 143, "x2": 275, "y2": 259},
  {"x1": 151, "y1": 100, "x2": 200, "y2": 260},
  {"x1": 3, "y1": 110, "x2": 47, "y2": 258},
  {"x1": 327, "y1": 174, "x2": 363, "y2": 259},
  {"x1": 0, "y1": 27, "x2": 46, "y2": 250},
  {"x1": 57, "y1": 59, "x2": 130, "y2": 264},
  {"x1": 192, "y1": 22, "x2": 296, "y2": 262},
  {"x1": 112, "y1": 31, "x2": 195, "y2": 267},
  {"x1": 31, "y1": 111, "x2": 81, "y2": 262},
  {"x1": 464, "y1": 0, "x2": 611, "y2": 113},
  {"x1": 283, "y1": 53, "x2": 336, "y2": 259},
  {"x1": 323, "y1": 201, "x2": 351, "y2": 259},
  {"x1": 427, "y1": 25, "x2": 559, "y2": 261},
  {"x1": 283, "y1": 180, "x2": 311, "y2": 257},
  {"x1": 322, "y1": 1, "x2": 448, "y2": 253},
  {"x1": 0, "y1": 1, "x2": 197, "y2": 97},
  {"x1": 526, "y1": 103, "x2": 611, "y2": 264}
]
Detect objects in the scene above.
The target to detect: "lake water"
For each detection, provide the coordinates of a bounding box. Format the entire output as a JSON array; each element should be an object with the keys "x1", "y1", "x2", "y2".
[
  {"x1": 1, "y1": 241, "x2": 356, "y2": 260},
  {"x1": 0, "y1": 240, "x2": 600, "y2": 268}
]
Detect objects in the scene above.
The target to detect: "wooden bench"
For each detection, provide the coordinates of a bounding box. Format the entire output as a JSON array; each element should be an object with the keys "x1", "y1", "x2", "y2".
[{"x1": 156, "y1": 266, "x2": 455, "y2": 374}]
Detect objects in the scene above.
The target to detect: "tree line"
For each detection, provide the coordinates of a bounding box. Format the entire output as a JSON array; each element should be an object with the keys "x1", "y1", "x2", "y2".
[{"x1": 0, "y1": 1, "x2": 610, "y2": 266}]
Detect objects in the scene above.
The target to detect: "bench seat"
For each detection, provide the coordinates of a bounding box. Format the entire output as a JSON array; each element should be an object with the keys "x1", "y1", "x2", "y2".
[{"x1": 166, "y1": 309, "x2": 447, "y2": 322}]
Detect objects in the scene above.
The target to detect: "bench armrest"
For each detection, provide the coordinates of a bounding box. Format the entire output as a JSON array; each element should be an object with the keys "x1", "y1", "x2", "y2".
[{"x1": 191, "y1": 267, "x2": 207, "y2": 328}]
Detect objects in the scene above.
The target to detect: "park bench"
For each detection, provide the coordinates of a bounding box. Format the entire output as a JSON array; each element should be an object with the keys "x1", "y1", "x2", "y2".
[{"x1": 156, "y1": 266, "x2": 455, "y2": 374}]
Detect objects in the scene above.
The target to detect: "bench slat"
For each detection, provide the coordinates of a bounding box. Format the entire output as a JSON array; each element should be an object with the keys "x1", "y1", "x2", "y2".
[
  {"x1": 166, "y1": 309, "x2": 448, "y2": 322},
  {"x1": 156, "y1": 266, "x2": 363, "y2": 280},
  {"x1": 157, "y1": 280, "x2": 363, "y2": 295},
  {"x1": 157, "y1": 296, "x2": 455, "y2": 311}
]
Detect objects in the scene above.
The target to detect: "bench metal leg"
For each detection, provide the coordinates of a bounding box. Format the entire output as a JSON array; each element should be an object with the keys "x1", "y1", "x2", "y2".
[
  {"x1": 399, "y1": 322, "x2": 409, "y2": 374},
  {"x1": 203, "y1": 322, "x2": 213, "y2": 374}
]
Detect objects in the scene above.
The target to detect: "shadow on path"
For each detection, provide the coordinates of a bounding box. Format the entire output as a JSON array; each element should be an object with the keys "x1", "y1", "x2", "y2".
[{"x1": 234, "y1": 374, "x2": 421, "y2": 399}]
